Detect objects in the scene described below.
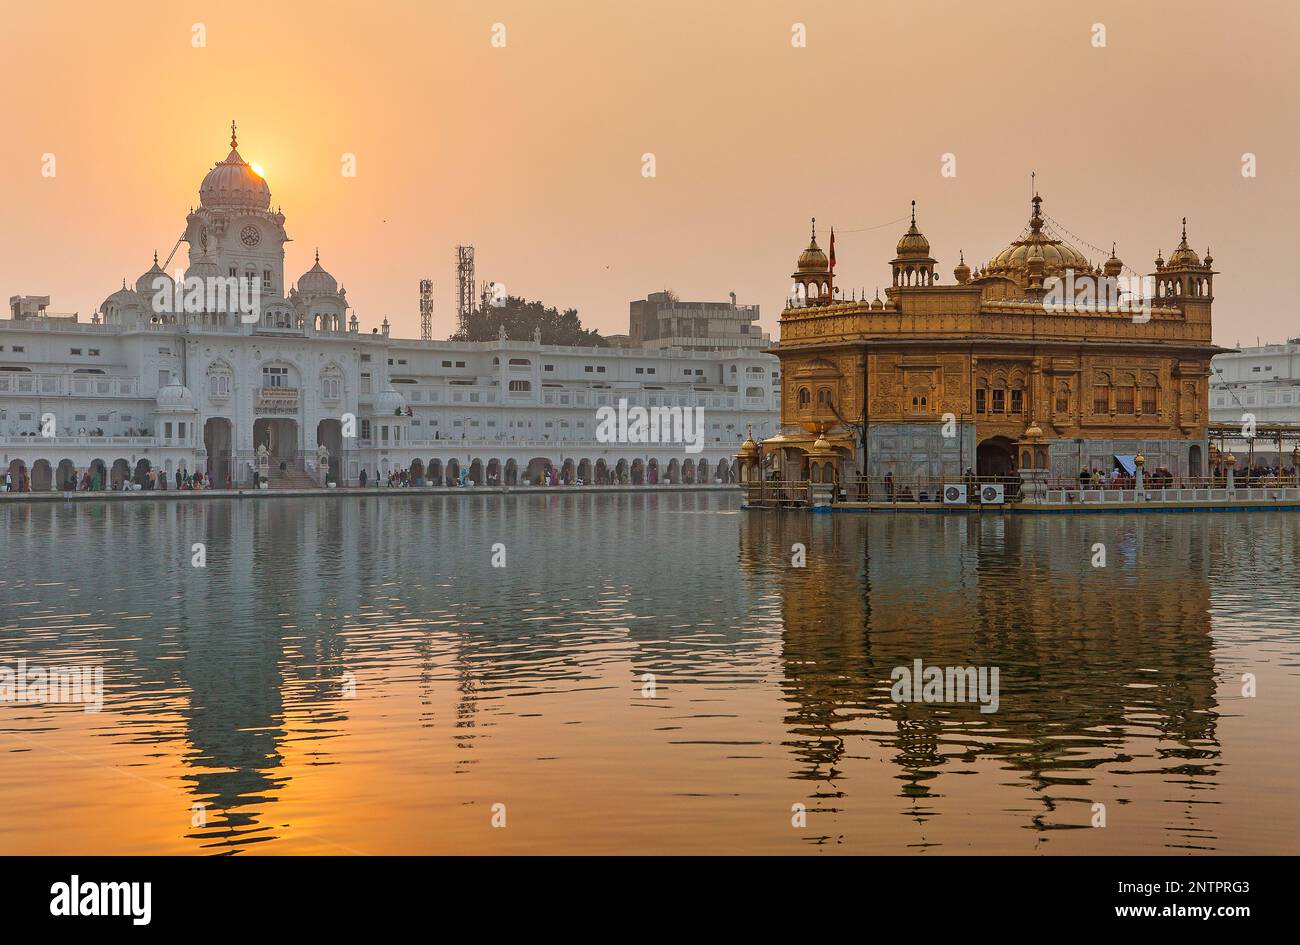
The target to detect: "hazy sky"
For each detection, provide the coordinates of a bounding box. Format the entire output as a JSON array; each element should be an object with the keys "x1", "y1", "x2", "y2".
[{"x1": 1, "y1": 1, "x2": 1296, "y2": 347}]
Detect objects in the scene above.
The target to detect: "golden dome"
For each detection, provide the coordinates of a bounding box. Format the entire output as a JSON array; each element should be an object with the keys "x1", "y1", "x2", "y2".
[
  {"x1": 1103, "y1": 243, "x2": 1123, "y2": 278},
  {"x1": 737, "y1": 424, "x2": 759, "y2": 456},
  {"x1": 953, "y1": 250, "x2": 971, "y2": 284},
  {"x1": 895, "y1": 201, "x2": 931, "y2": 256},
  {"x1": 980, "y1": 194, "x2": 1091, "y2": 282},
  {"x1": 795, "y1": 218, "x2": 829, "y2": 273},
  {"x1": 812, "y1": 433, "x2": 831, "y2": 451},
  {"x1": 1165, "y1": 218, "x2": 1202, "y2": 269},
  {"x1": 1024, "y1": 421, "x2": 1043, "y2": 439}
]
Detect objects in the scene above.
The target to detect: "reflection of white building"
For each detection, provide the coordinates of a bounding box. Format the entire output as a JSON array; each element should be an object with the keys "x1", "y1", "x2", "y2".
[{"x1": 1, "y1": 127, "x2": 778, "y2": 491}]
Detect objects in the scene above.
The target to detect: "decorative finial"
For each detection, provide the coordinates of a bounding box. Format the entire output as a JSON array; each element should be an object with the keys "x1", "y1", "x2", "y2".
[
  {"x1": 959, "y1": 249, "x2": 965, "y2": 264},
  {"x1": 910, "y1": 199, "x2": 916, "y2": 225},
  {"x1": 810, "y1": 217, "x2": 816, "y2": 242},
  {"x1": 153, "y1": 250, "x2": 159, "y2": 265},
  {"x1": 315, "y1": 247, "x2": 320, "y2": 265},
  {"x1": 230, "y1": 119, "x2": 238, "y2": 149},
  {"x1": 1181, "y1": 217, "x2": 1187, "y2": 241}
]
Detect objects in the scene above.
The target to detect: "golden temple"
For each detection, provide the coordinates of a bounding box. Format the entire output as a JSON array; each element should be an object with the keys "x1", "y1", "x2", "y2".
[{"x1": 739, "y1": 194, "x2": 1225, "y2": 487}]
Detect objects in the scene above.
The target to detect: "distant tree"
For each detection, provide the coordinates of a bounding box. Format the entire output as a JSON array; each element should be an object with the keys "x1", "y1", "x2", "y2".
[{"x1": 453, "y1": 295, "x2": 608, "y2": 346}]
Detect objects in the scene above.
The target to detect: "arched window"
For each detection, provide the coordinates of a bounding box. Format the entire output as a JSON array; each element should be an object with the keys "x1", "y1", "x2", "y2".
[
  {"x1": 508, "y1": 380, "x2": 531, "y2": 392},
  {"x1": 798, "y1": 387, "x2": 811, "y2": 407}
]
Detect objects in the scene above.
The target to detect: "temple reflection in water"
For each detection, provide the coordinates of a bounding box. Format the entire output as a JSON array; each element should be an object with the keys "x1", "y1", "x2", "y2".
[
  {"x1": 2, "y1": 494, "x2": 1295, "y2": 854},
  {"x1": 739, "y1": 510, "x2": 1223, "y2": 844}
]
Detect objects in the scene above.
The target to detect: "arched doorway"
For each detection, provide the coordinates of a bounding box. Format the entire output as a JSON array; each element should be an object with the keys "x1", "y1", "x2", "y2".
[
  {"x1": 410, "y1": 459, "x2": 425, "y2": 485},
  {"x1": 1189, "y1": 444, "x2": 1202, "y2": 479},
  {"x1": 253, "y1": 417, "x2": 298, "y2": 465},
  {"x1": 317, "y1": 419, "x2": 343, "y2": 483},
  {"x1": 666, "y1": 459, "x2": 680, "y2": 484},
  {"x1": 525, "y1": 457, "x2": 550, "y2": 484},
  {"x1": 133, "y1": 458, "x2": 152, "y2": 487},
  {"x1": 487, "y1": 459, "x2": 502, "y2": 485},
  {"x1": 445, "y1": 458, "x2": 460, "y2": 486},
  {"x1": 595, "y1": 459, "x2": 608, "y2": 484},
  {"x1": 682, "y1": 459, "x2": 695, "y2": 483},
  {"x1": 428, "y1": 458, "x2": 443, "y2": 486},
  {"x1": 615, "y1": 459, "x2": 629, "y2": 484},
  {"x1": 469, "y1": 458, "x2": 484, "y2": 485},
  {"x1": 57, "y1": 459, "x2": 78, "y2": 490},
  {"x1": 714, "y1": 459, "x2": 729, "y2": 482},
  {"x1": 631, "y1": 459, "x2": 645, "y2": 485},
  {"x1": 7, "y1": 460, "x2": 27, "y2": 491},
  {"x1": 577, "y1": 459, "x2": 592, "y2": 484},
  {"x1": 504, "y1": 459, "x2": 518, "y2": 485},
  {"x1": 560, "y1": 458, "x2": 575, "y2": 484},
  {"x1": 976, "y1": 436, "x2": 1016, "y2": 478},
  {"x1": 111, "y1": 459, "x2": 130, "y2": 489},
  {"x1": 31, "y1": 459, "x2": 53, "y2": 491},
  {"x1": 204, "y1": 417, "x2": 234, "y2": 485},
  {"x1": 89, "y1": 459, "x2": 107, "y2": 490}
]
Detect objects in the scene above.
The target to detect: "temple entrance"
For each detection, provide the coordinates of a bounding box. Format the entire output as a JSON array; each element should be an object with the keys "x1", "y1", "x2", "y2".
[
  {"x1": 204, "y1": 417, "x2": 234, "y2": 485},
  {"x1": 253, "y1": 418, "x2": 299, "y2": 465},
  {"x1": 317, "y1": 419, "x2": 343, "y2": 482},
  {"x1": 976, "y1": 436, "x2": 1016, "y2": 477}
]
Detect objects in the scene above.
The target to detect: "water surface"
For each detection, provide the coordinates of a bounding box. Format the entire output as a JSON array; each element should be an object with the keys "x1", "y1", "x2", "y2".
[{"x1": 1, "y1": 494, "x2": 1296, "y2": 854}]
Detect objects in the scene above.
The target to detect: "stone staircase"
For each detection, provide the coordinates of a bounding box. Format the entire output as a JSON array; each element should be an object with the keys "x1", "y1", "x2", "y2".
[{"x1": 267, "y1": 464, "x2": 319, "y2": 490}]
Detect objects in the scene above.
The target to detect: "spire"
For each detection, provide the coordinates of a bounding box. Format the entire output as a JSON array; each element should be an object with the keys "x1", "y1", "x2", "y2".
[
  {"x1": 315, "y1": 247, "x2": 320, "y2": 265},
  {"x1": 1181, "y1": 216, "x2": 1187, "y2": 242},
  {"x1": 153, "y1": 250, "x2": 159, "y2": 265},
  {"x1": 910, "y1": 199, "x2": 916, "y2": 225},
  {"x1": 230, "y1": 119, "x2": 238, "y2": 149},
  {"x1": 810, "y1": 217, "x2": 816, "y2": 243}
]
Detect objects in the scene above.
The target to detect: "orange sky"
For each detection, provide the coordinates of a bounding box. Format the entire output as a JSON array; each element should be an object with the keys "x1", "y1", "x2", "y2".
[{"x1": 1, "y1": 0, "x2": 1296, "y2": 346}]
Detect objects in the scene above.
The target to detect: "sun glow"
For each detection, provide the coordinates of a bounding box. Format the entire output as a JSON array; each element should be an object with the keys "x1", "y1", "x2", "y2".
[{"x1": 250, "y1": 162, "x2": 266, "y2": 177}]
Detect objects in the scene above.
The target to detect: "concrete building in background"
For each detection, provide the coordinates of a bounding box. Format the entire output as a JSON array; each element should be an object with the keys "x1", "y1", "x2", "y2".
[
  {"x1": 629, "y1": 290, "x2": 770, "y2": 352},
  {"x1": 1210, "y1": 340, "x2": 1300, "y2": 425}
]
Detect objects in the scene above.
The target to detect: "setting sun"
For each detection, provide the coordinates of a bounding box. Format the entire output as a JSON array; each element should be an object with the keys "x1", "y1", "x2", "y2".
[{"x1": 250, "y1": 162, "x2": 265, "y2": 178}]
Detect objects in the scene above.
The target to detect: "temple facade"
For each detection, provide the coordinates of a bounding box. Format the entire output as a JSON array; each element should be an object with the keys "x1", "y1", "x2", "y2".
[{"x1": 756, "y1": 195, "x2": 1223, "y2": 485}]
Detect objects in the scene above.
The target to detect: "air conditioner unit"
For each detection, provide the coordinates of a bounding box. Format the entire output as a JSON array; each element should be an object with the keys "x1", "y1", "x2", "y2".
[
  {"x1": 980, "y1": 483, "x2": 1005, "y2": 505},
  {"x1": 943, "y1": 483, "x2": 967, "y2": 505}
]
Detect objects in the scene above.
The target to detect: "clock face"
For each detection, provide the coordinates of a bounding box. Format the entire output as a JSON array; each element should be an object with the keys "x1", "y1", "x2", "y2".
[{"x1": 240, "y1": 225, "x2": 261, "y2": 247}]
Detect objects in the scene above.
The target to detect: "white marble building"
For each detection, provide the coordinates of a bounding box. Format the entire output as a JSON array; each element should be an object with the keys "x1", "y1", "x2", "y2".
[{"x1": 1, "y1": 129, "x2": 779, "y2": 491}]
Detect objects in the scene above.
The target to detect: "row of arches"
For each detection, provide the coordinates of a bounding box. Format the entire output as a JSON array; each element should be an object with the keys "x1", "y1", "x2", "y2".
[
  {"x1": 6, "y1": 457, "x2": 185, "y2": 491},
  {"x1": 387, "y1": 456, "x2": 736, "y2": 487}
]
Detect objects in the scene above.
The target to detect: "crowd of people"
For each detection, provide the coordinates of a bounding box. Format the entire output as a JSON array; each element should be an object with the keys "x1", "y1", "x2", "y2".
[{"x1": 2, "y1": 466, "x2": 227, "y2": 493}]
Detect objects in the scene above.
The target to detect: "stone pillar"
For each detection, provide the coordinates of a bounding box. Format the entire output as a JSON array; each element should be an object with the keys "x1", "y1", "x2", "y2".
[
  {"x1": 1134, "y1": 452, "x2": 1145, "y2": 495},
  {"x1": 1224, "y1": 452, "x2": 1236, "y2": 492}
]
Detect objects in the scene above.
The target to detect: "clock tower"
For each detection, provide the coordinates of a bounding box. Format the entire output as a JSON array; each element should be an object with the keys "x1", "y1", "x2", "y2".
[{"x1": 184, "y1": 121, "x2": 289, "y2": 298}]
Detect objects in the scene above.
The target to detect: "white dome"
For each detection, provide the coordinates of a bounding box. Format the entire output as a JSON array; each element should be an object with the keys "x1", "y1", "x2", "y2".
[
  {"x1": 155, "y1": 375, "x2": 197, "y2": 411},
  {"x1": 103, "y1": 284, "x2": 144, "y2": 310},
  {"x1": 199, "y1": 147, "x2": 271, "y2": 211},
  {"x1": 374, "y1": 384, "x2": 407, "y2": 415},
  {"x1": 136, "y1": 257, "x2": 174, "y2": 304},
  {"x1": 185, "y1": 253, "x2": 220, "y2": 280},
  {"x1": 298, "y1": 251, "x2": 339, "y2": 295}
]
